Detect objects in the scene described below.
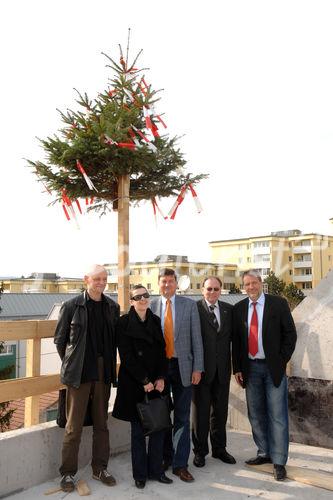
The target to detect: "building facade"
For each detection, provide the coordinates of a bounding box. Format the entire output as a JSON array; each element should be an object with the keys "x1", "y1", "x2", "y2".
[
  {"x1": 1, "y1": 273, "x2": 84, "y2": 293},
  {"x1": 104, "y1": 255, "x2": 238, "y2": 294},
  {"x1": 209, "y1": 229, "x2": 333, "y2": 290}
]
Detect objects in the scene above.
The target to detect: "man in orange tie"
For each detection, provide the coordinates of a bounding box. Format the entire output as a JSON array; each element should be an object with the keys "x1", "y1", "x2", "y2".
[
  {"x1": 232, "y1": 270, "x2": 297, "y2": 481},
  {"x1": 150, "y1": 268, "x2": 203, "y2": 483}
]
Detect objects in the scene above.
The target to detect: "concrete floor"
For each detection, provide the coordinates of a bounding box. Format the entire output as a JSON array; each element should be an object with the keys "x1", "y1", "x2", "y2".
[{"x1": 6, "y1": 429, "x2": 333, "y2": 500}]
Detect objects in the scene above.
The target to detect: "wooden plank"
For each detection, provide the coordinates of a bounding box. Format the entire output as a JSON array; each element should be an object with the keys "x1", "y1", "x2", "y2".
[
  {"x1": 0, "y1": 320, "x2": 56, "y2": 341},
  {"x1": 0, "y1": 374, "x2": 64, "y2": 403},
  {"x1": 249, "y1": 463, "x2": 333, "y2": 491},
  {"x1": 25, "y1": 338, "x2": 41, "y2": 426}
]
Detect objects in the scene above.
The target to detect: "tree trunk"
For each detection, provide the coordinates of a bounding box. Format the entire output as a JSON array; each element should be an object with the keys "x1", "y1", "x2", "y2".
[{"x1": 117, "y1": 175, "x2": 130, "y2": 313}]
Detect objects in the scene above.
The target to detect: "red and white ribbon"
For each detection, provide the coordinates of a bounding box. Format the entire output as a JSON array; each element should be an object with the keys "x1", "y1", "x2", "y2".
[
  {"x1": 189, "y1": 184, "x2": 203, "y2": 213},
  {"x1": 152, "y1": 197, "x2": 167, "y2": 223},
  {"x1": 76, "y1": 160, "x2": 98, "y2": 192},
  {"x1": 168, "y1": 185, "x2": 188, "y2": 220}
]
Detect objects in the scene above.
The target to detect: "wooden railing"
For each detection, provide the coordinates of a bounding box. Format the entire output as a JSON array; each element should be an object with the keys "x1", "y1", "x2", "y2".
[{"x1": 0, "y1": 320, "x2": 64, "y2": 427}]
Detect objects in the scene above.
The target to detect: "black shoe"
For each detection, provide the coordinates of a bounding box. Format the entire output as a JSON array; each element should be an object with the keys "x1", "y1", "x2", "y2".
[
  {"x1": 245, "y1": 455, "x2": 272, "y2": 466},
  {"x1": 274, "y1": 465, "x2": 286, "y2": 481},
  {"x1": 193, "y1": 454, "x2": 205, "y2": 467},
  {"x1": 157, "y1": 473, "x2": 173, "y2": 484},
  {"x1": 135, "y1": 479, "x2": 146, "y2": 489},
  {"x1": 212, "y1": 449, "x2": 236, "y2": 464}
]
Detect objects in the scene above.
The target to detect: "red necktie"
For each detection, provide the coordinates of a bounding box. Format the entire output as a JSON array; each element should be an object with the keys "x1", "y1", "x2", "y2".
[{"x1": 248, "y1": 302, "x2": 258, "y2": 356}]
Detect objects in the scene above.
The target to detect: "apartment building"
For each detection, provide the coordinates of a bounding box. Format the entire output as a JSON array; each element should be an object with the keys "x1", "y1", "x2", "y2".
[
  {"x1": 209, "y1": 229, "x2": 333, "y2": 290},
  {"x1": 104, "y1": 255, "x2": 238, "y2": 294},
  {"x1": 1, "y1": 273, "x2": 84, "y2": 293}
]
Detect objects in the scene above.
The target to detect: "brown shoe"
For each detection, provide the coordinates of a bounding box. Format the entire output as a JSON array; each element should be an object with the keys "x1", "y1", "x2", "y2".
[
  {"x1": 92, "y1": 469, "x2": 116, "y2": 486},
  {"x1": 173, "y1": 467, "x2": 194, "y2": 482}
]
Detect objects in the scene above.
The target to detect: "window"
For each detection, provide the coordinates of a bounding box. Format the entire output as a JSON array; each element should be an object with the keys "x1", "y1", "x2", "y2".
[
  {"x1": 190, "y1": 283, "x2": 193, "y2": 289},
  {"x1": 305, "y1": 268, "x2": 312, "y2": 275},
  {"x1": 302, "y1": 282, "x2": 312, "y2": 289},
  {"x1": 196, "y1": 283, "x2": 200, "y2": 289},
  {"x1": 253, "y1": 241, "x2": 269, "y2": 248},
  {"x1": 46, "y1": 409, "x2": 58, "y2": 422},
  {"x1": 288, "y1": 256, "x2": 292, "y2": 262},
  {"x1": 238, "y1": 258, "x2": 243, "y2": 264},
  {"x1": 0, "y1": 344, "x2": 14, "y2": 355},
  {"x1": 289, "y1": 270, "x2": 292, "y2": 275},
  {"x1": 247, "y1": 257, "x2": 251, "y2": 263},
  {"x1": 329, "y1": 255, "x2": 331, "y2": 261},
  {"x1": 147, "y1": 283, "x2": 151, "y2": 290}
]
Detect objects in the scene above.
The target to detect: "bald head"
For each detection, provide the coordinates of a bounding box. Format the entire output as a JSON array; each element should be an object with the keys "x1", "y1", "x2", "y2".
[
  {"x1": 84, "y1": 265, "x2": 108, "y2": 301},
  {"x1": 85, "y1": 264, "x2": 107, "y2": 278}
]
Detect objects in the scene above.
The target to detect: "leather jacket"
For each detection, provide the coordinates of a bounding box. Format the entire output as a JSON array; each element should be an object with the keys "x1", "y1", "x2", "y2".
[{"x1": 54, "y1": 291, "x2": 120, "y2": 388}]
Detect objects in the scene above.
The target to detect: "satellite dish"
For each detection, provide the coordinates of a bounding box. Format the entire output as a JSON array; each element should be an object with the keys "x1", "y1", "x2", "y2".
[{"x1": 178, "y1": 275, "x2": 190, "y2": 292}]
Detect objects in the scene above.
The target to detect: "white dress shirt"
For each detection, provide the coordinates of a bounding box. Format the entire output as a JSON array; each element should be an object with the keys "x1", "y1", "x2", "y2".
[
  {"x1": 247, "y1": 292, "x2": 265, "y2": 359},
  {"x1": 205, "y1": 299, "x2": 221, "y2": 329}
]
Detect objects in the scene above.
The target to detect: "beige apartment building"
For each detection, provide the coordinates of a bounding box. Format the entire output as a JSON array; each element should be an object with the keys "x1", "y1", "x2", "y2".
[
  {"x1": 1, "y1": 273, "x2": 84, "y2": 293},
  {"x1": 104, "y1": 255, "x2": 238, "y2": 294},
  {"x1": 209, "y1": 230, "x2": 333, "y2": 290}
]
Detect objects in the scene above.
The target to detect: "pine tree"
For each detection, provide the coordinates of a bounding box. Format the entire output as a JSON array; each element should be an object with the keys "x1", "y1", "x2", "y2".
[
  {"x1": 27, "y1": 32, "x2": 207, "y2": 217},
  {"x1": 0, "y1": 282, "x2": 15, "y2": 432},
  {"x1": 283, "y1": 282, "x2": 305, "y2": 310},
  {"x1": 264, "y1": 271, "x2": 285, "y2": 296}
]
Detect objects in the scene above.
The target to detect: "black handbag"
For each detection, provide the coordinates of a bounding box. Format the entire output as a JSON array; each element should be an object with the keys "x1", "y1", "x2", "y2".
[
  {"x1": 56, "y1": 389, "x2": 93, "y2": 428},
  {"x1": 136, "y1": 393, "x2": 172, "y2": 436}
]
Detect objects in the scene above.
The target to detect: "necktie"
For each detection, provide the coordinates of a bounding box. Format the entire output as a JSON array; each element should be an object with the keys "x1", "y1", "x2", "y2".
[
  {"x1": 209, "y1": 304, "x2": 219, "y2": 329},
  {"x1": 164, "y1": 299, "x2": 174, "y2": 358},
  {"x1": 248, "y1": 302, "x2": 258, "y2": 356}
]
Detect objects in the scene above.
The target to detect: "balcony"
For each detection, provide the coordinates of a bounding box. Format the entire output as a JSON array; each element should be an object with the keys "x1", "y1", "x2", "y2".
[
  {"x1": 293, "y1": 261, "x2": 312, "y2": 268},
  {"x1": 293, "y1": 274, "x2": 313, "y2": 282},
  {"x1": 252, "y1": 247, "x2": 270, "y2": 255},
  {"x1": 293, "y1": 246, "x2": 312, "y2": 254}
]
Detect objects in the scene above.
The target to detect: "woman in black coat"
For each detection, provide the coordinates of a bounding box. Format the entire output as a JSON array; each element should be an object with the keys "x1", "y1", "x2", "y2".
[{"x1": 113, "y1": 285, "x2": 172, "y2": 489}]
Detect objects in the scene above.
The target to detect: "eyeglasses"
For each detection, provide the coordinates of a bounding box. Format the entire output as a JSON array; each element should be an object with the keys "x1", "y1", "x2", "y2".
[
  {"x1": 206, "y1": 287, "x2": 220, "y2": 292},
  {"x1": 131, "y1": 292, "x2": 150, "y2": 301}
]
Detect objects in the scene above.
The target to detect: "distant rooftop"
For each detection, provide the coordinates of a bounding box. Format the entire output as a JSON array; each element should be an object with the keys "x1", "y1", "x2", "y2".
[{"x1": 0, "y1": 293, "x2": 244, "y2": 320}]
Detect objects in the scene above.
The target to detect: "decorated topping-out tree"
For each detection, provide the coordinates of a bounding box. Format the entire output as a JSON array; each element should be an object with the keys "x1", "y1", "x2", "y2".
[{"x1": 28, "y1": 31, "x2": 207, "y2": 310}]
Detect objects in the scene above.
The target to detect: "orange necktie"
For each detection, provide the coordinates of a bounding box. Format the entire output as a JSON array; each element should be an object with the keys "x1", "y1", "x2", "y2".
[{"x1": 164, "y1": 299, "x2": 174, "y2": 358}]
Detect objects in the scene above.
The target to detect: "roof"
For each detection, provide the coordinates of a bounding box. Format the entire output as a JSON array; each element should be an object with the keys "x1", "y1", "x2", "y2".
[
  {"x1": 0, "y1": 292, "x2": 245, "y2": 320},
  {"x1": 7, "y1": 391, "x2": 59, "y2": 430},
  {"x1": 209, "y1": 232, "x2": 333, "y2": 245}
]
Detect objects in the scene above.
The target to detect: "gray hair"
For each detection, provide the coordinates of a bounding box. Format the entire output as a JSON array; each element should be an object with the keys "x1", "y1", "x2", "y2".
[{"x1": 242, "y1": 269, "x2": 262, "y2": 282}]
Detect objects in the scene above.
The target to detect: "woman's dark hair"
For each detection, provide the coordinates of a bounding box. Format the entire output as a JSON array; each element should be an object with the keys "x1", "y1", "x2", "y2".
[{"x1": 130, "y1": 284, "x2": 148, "y2": 298}]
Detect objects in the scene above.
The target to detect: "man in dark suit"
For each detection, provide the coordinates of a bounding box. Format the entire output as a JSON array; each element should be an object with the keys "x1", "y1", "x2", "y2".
[
  {"x1": 233, "y1": 270, "x2": 297, "y2": 481},
  {"x1": 150, "y1": 268, "x2": 204, "y2": 483},
  {"x1": 192, "y1": 277, "x2": 236, "y2": 468}
]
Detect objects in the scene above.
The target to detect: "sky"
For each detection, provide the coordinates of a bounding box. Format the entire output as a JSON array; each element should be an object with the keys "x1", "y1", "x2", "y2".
[{"x1": 1, "y1": 0, "x2": 333, "y2": 277}]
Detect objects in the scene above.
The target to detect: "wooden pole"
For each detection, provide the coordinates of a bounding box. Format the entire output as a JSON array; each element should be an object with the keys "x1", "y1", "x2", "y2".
[
  {"x1": 117, "y1": 174, "x2": 130, "y2": 313},
  {"x1": 24, "y1": 333, "x2": 41, "y2": 427}
]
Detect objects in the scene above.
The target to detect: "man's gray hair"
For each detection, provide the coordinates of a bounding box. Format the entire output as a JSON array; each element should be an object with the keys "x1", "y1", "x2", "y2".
[{"x1": 242, "y1": 269, "x2": 262, "y2": 282}]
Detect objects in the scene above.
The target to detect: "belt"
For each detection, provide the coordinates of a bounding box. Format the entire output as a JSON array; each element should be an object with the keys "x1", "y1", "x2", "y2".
[{"x1": 249, "y1": 358, "x2": 266, "y2": 363}]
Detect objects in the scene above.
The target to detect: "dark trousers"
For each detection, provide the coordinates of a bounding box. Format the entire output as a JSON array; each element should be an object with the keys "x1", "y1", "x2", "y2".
[
  {"x1": 192, "y1": 371, "x2": 230, "y2": 457},
  {"x1": 131, "y1": 421, "x2": 164, "y2": 480},
  {"x1": 164, "y1": 358, "x2": 192, "y2": 469},
  {"x1": 60, "y1": 358, "x2": 111, "y2": 476}
]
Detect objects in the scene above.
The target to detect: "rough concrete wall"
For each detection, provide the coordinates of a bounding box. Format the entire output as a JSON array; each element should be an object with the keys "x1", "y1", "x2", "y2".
[
  {"x1": 291, "y1": 271, "x2": 333, "y2": 381},
  {"x1": 0, "y1": 414, "x2": 130, "y2": 498},
  {"x1": 288, "y1": 376, "x2": 333, "y2": 449}
]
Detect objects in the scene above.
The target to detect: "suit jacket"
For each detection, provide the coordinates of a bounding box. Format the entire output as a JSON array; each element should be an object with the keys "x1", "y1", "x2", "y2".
[
  {"x1": 150, "y1": 295, "x2": 204, "y2": 387},
  {"x1": 197, "y1": 299, "x2": 233, "y2": 385},
  {"x1": 232, "y1": 294, "x2": 297, "y2": 387}
]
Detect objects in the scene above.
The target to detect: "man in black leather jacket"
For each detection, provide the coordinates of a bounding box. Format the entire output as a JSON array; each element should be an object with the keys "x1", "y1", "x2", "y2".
[{"x1": 54, "y1": 264, "x2": 119, "y2": 493}]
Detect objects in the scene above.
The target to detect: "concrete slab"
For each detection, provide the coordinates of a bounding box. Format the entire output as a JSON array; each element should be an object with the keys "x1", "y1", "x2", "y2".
[{"x1": 5, "y1": 430, "x2": 333, "y2": 500}]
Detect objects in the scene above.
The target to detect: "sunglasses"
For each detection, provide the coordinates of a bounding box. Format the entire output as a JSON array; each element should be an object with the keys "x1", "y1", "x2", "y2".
[
  {"x1": 131, "y1": 292, "x2": 150, "y2": 301},
  {"x1": 206, "y1": 287, "x2": 220, "y2": 292}
]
